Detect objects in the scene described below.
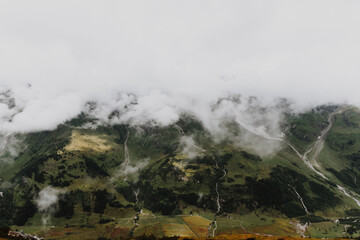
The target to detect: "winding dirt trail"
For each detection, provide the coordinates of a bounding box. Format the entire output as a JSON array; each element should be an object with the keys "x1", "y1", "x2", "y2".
[
  {"x1": 235, "y1": 120, "x2": 327, "y2": 179},
  {"x1": 236, "y1": 108, "x2": 360, "y2": 207},
  {"x1": 303, "y1": 109, "x2": 360, "y2": 207},
  {"x1": 309, "y1": 111, "x2": 341, "y2": 169}
]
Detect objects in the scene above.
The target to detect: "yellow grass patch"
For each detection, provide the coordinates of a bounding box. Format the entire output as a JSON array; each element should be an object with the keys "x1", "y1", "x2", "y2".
[
  {"x1": 64, "y1": 130, "x2": 117, "y2": 152},
  {"x1": 174, "y1": 154, "x2": 187, "y2": 160},
  {"x1": 162, "y1": 223, "x2": 197, "y2": 238},
  {"x1": 182, "y1": 216, "x2": 212, "y2": 237},
  {"x1": 171, "y1": 159, "x2": 209, "y2": 179}
]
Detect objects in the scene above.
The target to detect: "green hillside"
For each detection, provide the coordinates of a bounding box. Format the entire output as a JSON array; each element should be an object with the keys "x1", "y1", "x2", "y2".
[{"x1": 1, "y1": 105, "x2": 360, "y2": 239}]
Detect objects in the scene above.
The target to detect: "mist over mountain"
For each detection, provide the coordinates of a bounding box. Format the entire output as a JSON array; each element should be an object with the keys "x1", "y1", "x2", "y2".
[
  {"x1": 1, "y1": 0, "x2": 360, "y2": 134},
  {"x1": 2, "y1": 1, "x2": 360, "y2": 240}
]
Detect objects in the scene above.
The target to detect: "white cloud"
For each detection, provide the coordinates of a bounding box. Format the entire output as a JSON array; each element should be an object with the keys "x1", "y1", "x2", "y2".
[
  {"x1": 180, "y1": 135, "x2": 204, "y2": 160},
  {"x1": 35, "y1": 186, "x2": 62, "y2": 212},
  {"x1": 34, "y1": 186, "x2": 66, "y2": 225},
  {"x1": 0, "y1": 0, "x2": 359, "y2": 134}
]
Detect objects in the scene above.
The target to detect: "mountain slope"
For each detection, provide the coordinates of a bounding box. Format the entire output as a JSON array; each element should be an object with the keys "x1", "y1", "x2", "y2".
[{"x1": 1, "y1": 105, "x2": 360, "y2": 239}]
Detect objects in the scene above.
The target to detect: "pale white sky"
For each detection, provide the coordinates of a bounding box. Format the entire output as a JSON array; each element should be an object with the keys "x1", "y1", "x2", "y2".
[{"x1": 1, "y1": 1, "x2": 360, "y2": 132}]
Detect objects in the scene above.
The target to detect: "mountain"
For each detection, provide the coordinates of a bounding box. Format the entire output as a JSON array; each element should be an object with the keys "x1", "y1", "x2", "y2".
[{"x1": 1, "y1": 104, "x2": 360, "y2": 239}]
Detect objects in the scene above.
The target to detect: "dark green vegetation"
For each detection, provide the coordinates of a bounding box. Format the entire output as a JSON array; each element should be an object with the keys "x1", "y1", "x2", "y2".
[
  {"x1": 284, "y1": 105, "x2": 337, "y2": 153},
  {"x1": 1, "y1": 105, "x2": 360, "y2": 239}
]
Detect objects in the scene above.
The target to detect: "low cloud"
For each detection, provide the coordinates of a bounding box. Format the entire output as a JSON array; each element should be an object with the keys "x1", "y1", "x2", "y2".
[
  {"x1": 0, "y1": 1, "x2": 359, "y2": 158},
  {"x1": 34, "y1": 186, "x2": 66, "y2": 226},
  {"x1": 179, "y1": 135, "x2": 205, "y2": 160},
  {"x1": 0, "y1": 133, "x2": 23, "y2": 164},
  {"x1": 112, "y1": 158, "x2": 150, "y2": 183}
]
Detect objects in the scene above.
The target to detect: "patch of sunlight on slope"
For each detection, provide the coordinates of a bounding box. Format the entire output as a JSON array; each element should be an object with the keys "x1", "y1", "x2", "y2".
[
  {"x1": 171, "y1": 155, "x2": 211, "y2": 179},
  {"x1": 63, "y1": 130, "x2": 117, "y2": 152},
  {"x1": 182, "y1": 216, "x2": 212, "y2": 237}
]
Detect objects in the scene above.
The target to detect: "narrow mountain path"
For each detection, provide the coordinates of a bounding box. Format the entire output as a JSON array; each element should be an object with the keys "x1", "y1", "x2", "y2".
[
  {"x1": 303, "y1": 109, "x2": 360, "y2": 207},
  {"x1": 285, "y1": 141, "x2": 328, "y2": 180},
  {"x1": 309, "y1": 110, "x2": 341, "y2": 170},
  {"x1": 236, "y1": 108, "x2": 360, "y2": 207},
  {"x1": 235, "y1": 120, "x2": 328, "y2": 179}
]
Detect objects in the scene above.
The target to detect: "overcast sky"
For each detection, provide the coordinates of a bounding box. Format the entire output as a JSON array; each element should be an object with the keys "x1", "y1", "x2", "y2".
[{"x1": 1, "y1": 1, "x2": 360, "y2": 132}]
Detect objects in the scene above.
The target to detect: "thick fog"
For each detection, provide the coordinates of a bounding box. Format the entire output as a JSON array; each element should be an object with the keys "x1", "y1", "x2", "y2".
[{"x1": 1, "y1": 1, "x2": 360, "y2": 134}]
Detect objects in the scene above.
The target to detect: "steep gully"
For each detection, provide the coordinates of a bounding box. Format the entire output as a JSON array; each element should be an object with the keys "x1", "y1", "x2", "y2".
[
  {"x1": 120, "y1": 128, "x2": 143, "y2": 237},
  {"x1": 237, "y1": 109, "x2": 360, "y2": 209},
  {"x1": 289, "y1": 184, "x2": 310, "y2": 215},
  {"x1": 210, "y1": 167, "x2": 227, "y2": 237},
  {"x1": 174, "y1": 124, "x2": 226, "y2": 237}
]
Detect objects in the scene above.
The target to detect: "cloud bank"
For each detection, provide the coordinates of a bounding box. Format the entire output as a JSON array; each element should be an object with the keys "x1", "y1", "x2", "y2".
[{"x1": 1, "y1": 1, "x2": 360, "y2": 134}]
